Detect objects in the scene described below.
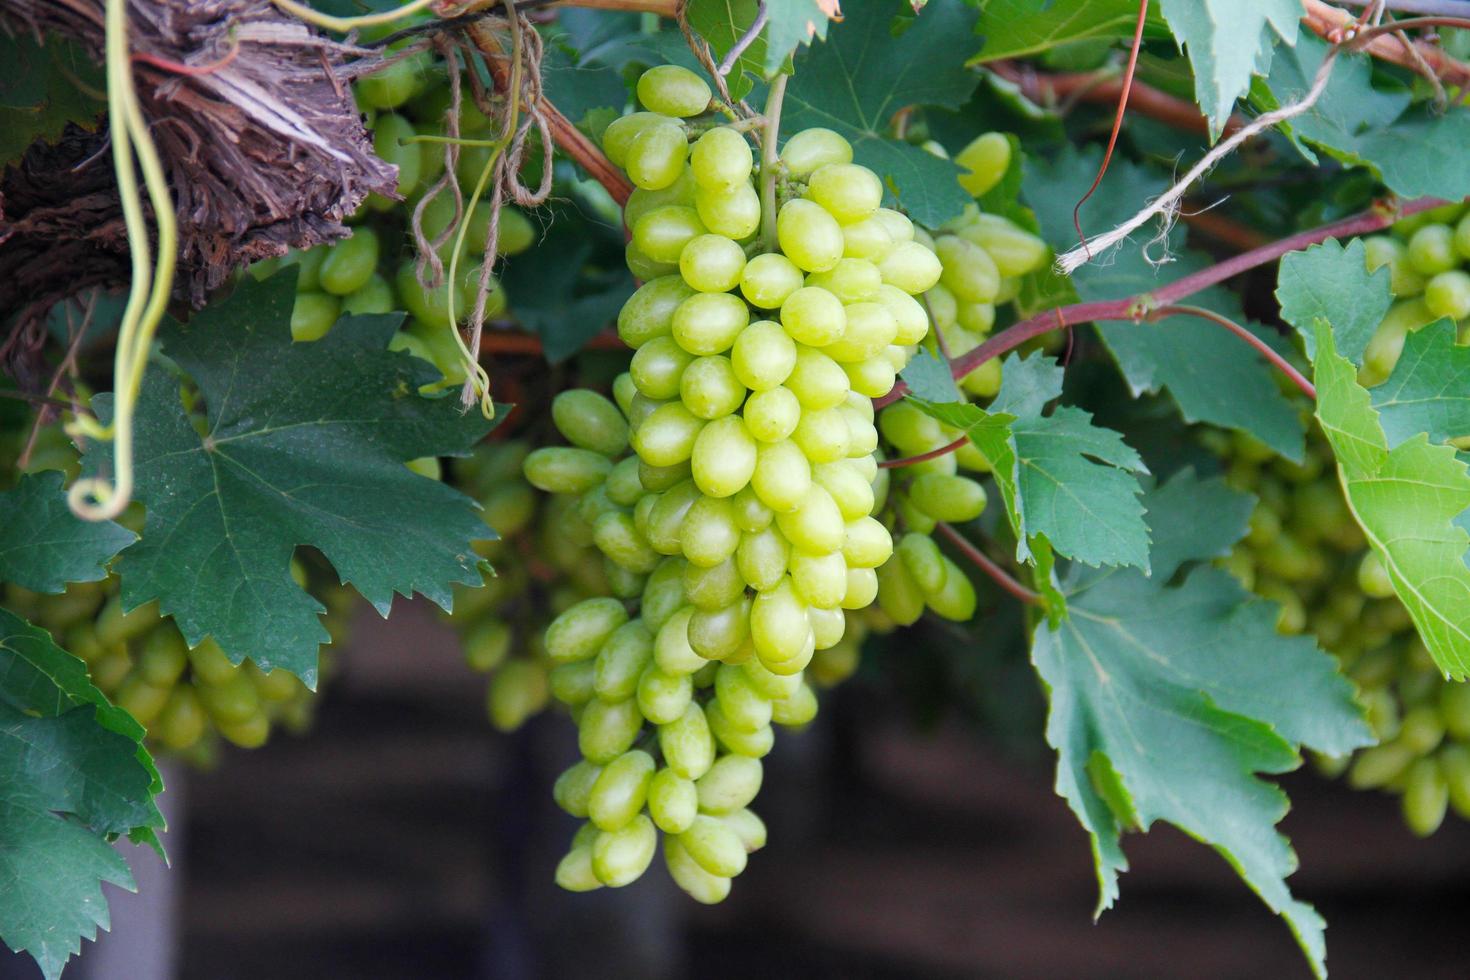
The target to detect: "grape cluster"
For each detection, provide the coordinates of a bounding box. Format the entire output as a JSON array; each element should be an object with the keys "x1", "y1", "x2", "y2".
[
  {"x1": 2, "y1": 424, "x2": 347, "y2": 760},
  {"x1": 512, "y1": 63, "x2": 955, "y2": 900},
  {"x1": 1223, "y1": 203, "x2": 1470, "y2": 836}
]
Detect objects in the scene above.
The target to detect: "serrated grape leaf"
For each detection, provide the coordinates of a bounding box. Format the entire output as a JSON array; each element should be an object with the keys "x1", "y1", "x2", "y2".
[
  {"x1": 1157, "y1": 0, "x2": 1301, "y2": 139},
  {"x1": 685, "y1": 0, "x2": 769, "y2": 101},
  {"x1": 914, "y1": 351, "x2": 1151, "y2": 583},
  {"x1": 1262, "y1": 35, "x2": 1470, "y2": 201},
  {"x1": 898, "y1": 349, "x2": 961, "y2": 404},
  {"x1": 0, "y1": 34, "x2": 106, "y2": 169},
  {"x1": 764, "y1": 0, "x2": 837, "y2": 77},
  {"x1": 782, "y1": 0, "x2": 979, "y2": 227},
  {"x1": 1026, "y1": 147, "x2": 1305, "y2": 461},
  {"x1": 540, "y1": 42, "x2": 629, "y2": 128},
  {"x1": 81, "y1": 273, "x2": 499, "y2": 686},
  {"x1": 1033, "y1": 470, "x2": 1372, "y2": 980},
  {"x1": 0, "y1": 608, "x2": 165, "y2": 980},
  {"x1": 1276, "y1": 238, "x2": 1391, "y2": 364},
  {"x1": 1371, "y1": 320, "x2": 1470, "y2": 448},
  {"x1": 968, "y1": 0, "x2": 1172, "y2": 64},
  {"x1": 0, "y1": 472, "x2": 135, "y2": 594},
  {"x1": 1307, "y1": 322, "x2": 1470, "y2": 678}
]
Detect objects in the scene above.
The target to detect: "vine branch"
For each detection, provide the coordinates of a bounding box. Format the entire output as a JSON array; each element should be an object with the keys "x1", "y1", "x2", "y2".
[
  {"x1": 1148, "y1": 305, "x2": 1317, "y2": 400},
  {"x1": 1302, "y1": 0, "x2": 1470, "y2": 86},
  {"x1": 935, "y1": 522, "x2": 1041, "y2": 606}
]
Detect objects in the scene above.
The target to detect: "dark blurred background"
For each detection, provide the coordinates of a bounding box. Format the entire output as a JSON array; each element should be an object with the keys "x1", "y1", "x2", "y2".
[{"x1": 7, "y1": 600, "x2": 1470, "y2": 980}]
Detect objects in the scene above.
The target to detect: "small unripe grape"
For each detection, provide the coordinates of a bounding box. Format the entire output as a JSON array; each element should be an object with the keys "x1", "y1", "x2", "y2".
[
  {"x1": 751, "y1": 440, "x2": 812, "y2": 512},
  {"x1": 116, "y1": 675, "x2": 170, "y2": 726},
  {"x1": 681, "y1": 494, "x2": 742, "y2": 566},
  {"x1": 619, "y1": 275, "x2": 696, "y2": 348},
  {"x1": 371, "y1": 113, "x2": 422, "y2": 204},
  {"x1": 664, "y1": 836, "x2": 731, "y2": 904},
  {"x1": 1408, "y1": 223, "x2": 1458, "y2": 276},
  {"x1": 578, "y1": 696, "x2": 645, "y2": 764},
  {"x1": 523, "y1": 447, "x2": 613, "y2": 494},
  {"x1": 546, "y1": 597, "x2": 628, "y2": 665},
  {"x1": 955, "y1": 132, "x2": 1011, "y2": 197},
  {"x1": 743, "y1": 386, "x2": 802, "y2": 443},
  {"x1": 720, "y1": 808, "x2": 768, "y2": 852},
  {"x1": 778, "y1": 199, "x2": 845, "y2": 273},
  {"x1": 156, "y1": 688, "x2": 206, "y2": 751},
  {"x1": 1357, "y1": 552, "x2": 1395, "y2": 599},
  {"x1": 780, "y1": 286, "x2": 847, "y2": 347},
  {"x1": 625, "y1": 122, "x2": 690, "y2": 191},
  {"x1": 957, "y1": 300, "x2": 996, "y2": 335},
  {"x1": 696, "y1": 183, "x2": 762, "y2": 240},
  {"x1": 692, "y1": 416, "x2": 759, "y2": 498},
  {"x1": 780, "y1": 127, "x2": 853, "y2": 177},
  {"x1": 633, "y1": 402, "x2": 706, "y2": 467},
  {"x1": 1362, "y1": 235, "x2": 1427, "y2": 297},
  {"x1": 1424, "y1": 269, "x2": 1470, "y2": 320},
  {"x1": 638, "y1": 65, "x2": 712, "y2": 117},
  {"x1": 673, "y1": 292, "x2": 750, "y2": 356},
  {"x1": 649, "y1": 767, "x2": 699, "y2": 833},
  {"x1": 680, "y1": 234, "x2": 747, "y2": 293},
  {"x1": 356, "y1": 58, "x2": 424, "y2": 110},
  {"x1": 741, "y1": 254, "x2": 806, "y2": 310},
  {"x1": 138, "y1": 627, "x2": 188, "y2": 686},
  {"x1": 634, "y1": 206, "x2": 706, "y2": 264},
  {"x1": 603, "y1": 112, "x2": 667, "y2": 167},
  {"x1": 680, "y1": 355, "x2": 747, "y2": 419},
  {"x1": 594, "y1": 509, "x2": 660, "y2": 574},
  {"x1": 897, "y1": 532, "x2": 947, "y2": 594},
  {"x1": 197, "y1": 672, "x2": 260, "y2": 725},
  {"x1": 588, "y1": 749, "x2": 656, "y2": 831},
  {"x1": 732, "y1": 319, "x2": 798, "y2": 390},
  {"x1": 463, "y1": 617, "x2": 512, "y2": 673},
  {"x1": 553, "y1": 390, "x2": 630, "y2": 456},
  {"x1": 660, "y1": 701, "x2": 716, "y2": 779},
  {"x1": 691, "y1": 126, "x2": 754, "y2": 189},
  {"x1": 341, "y1": 274, "x2": 395, "y2": 316}
]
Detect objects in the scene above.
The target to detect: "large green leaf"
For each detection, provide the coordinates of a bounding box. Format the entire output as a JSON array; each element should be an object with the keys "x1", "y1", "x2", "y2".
[
  {"x1": 0, "y1": 33, "x2": 106, "y2": 169},
  {"x1": 1262, "y1": 35, "x2": 1470, "y2": 201},
  {"x1": 0, "y1": 472, "x2": 135, "y2": 594},
  {"x1": 914, "y1": 352, "x2": 1151, "y2": 577},
  {"x1": 1158, "y1": 0, "x2": 1301, "y2": 138},
  {"x1": 763, "y1": 0, "x2": 836, "y2": 77},
  {"x1": 1033, "y1": 471, "x2": 1372, "y2": 980},
  {"x1": 1276, "y1": 238, "x2": 1391, "y2": 364},
  {"x1": 782, "y1": 0, "x2": 979, "y2": 227},
  {"x1": 685, "y1": 0, "x2": 771, "y2": 100},
  {"x1": 1310, "y1": 321, "x2": 1470, "y2": 678},
  {"x1": 81, "y1": 273, "x2": 499, "y2": 686},
  {"x1": 968, "y1": 0, "x2": 1171, "y2": 64},
  {"x1": 1370, "y1": 320, "x2": 1470, "y2": 447},
  {"x1": 0, "y1": 608, "x2": 165, "y2": 980},
  {"x1": 1027, "y1": 147, "x2": 1305, "y2": 460}
]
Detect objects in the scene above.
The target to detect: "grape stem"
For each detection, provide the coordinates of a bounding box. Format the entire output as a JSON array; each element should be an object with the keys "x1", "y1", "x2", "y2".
[
  {"x1": 874, "y1": 194, "x2": 1448, "y2": 409},
  {"x1": 934, "y1": 522, "x2": 1041, "y2": 606},
  {"x1": 1301, "y1": 0, "x2": 1470, "y2": 86},
  {"x1": 717, "y1": 0, "x2": 768, "y2": 76},
  {"x1": 878, "y1": 436, "x2": 969, "y2": 470},
  {"x1": 1147, "y1": 305, "x2": 1317, "y2": 400},
  {"x1": 759, "y1": 73, "x2": 788, "y2": 254}
]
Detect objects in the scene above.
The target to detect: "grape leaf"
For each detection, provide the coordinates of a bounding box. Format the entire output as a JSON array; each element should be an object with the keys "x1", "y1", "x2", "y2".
[
  {"x1": 1027, "y1": 147, "x2": 1305, "y2": 461},
  {"x1": 1371, "y1": 320, "x2": 1470, "y2": 447},
  {"x1": 782, "y1": 0, "x2": 979, "y2": 228},
  {"x1": 81, "y1": 273, "x2": 499, "y2": 687},
  {"x1": 968, "y1": 0, "x2": 1172, "y2": 64},
  {"x1": 1308, "y1": 321, "x2": 1470, "y2": 678},
  {"x1": 763, "y1": 0, "x2": 837, "y2": 77},
  {"x1": 1276, "y1": 238, "x2": 1391, "y2": 364},
  {"x1": 686, "y1": 0, "x2": 769, "y2": 100},
  {"x1": 914, "y1": 352, "x2": 1151, "y2": 575},
  {"x1": 0, "y1": 472, "x2": 135, "y2": 594},
  {"x1": 898, "y1": 349, "x2": 961, "y2": 404},
  {"x1": 1032, "y1": 470, "x2": 1372, "y2": 980},
  {"x1": 0, "y1": 608, "x2": 165, "y2": 980},
  {"x1": 1157, "y1": 0, "x2": 1301, "y2": 139},
  {"x1": 1262, "y1": 35, "x2": 1470, "y2": 201},
  {"x1": 0, "y1": 34, "x2": 106, "y2": 169}
]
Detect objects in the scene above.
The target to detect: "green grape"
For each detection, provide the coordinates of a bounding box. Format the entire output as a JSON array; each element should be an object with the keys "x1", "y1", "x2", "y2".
[
  {"x1": 1406, "y1": 223, "x2": 1458, "y2": 276},
  {"x1": 291, "y1": 292, "x2": 340, "y2": 342},
  {"x1": 1403, "y1": 758, "x2": 1449, "y2": 836},
  {"x1": 695, "y1": 753, "x2": 763, "y2": 813},
  {"x1": 680, "y1": 494, "x2": 742, "y2": 566},
  {"x1": 342, "y1": 274, "x2": 396, "y2": 315},
  {"x1": 935, "y1": 235, "x2": 1001, "y2": 302},
  {"x1": 780, "y1": 286, "x2": 846, "y2": 347},
  {"x1": 737, "y1": 527, "x2": 792, "y2": 592},
  {"x1": 751, "y1": 439, "x2": 812, "y2": 512},
  {"x1": 742, "y1": 387, "x2": 802, "y2": 443},
  {"x1": 1362, "y1": 235, "x2": 1426, "y2": 297},
  {"x1": 671, "y1": 291, "x2": 749, "y2": 356},
  {"x1": 545, "y1": 598, "x2": 629, "y2": 665},
  {"x1": 625, "y1": 122, "x2": 691, "y2": 191},
  {"x1": 696, "y1": 182, "x2": 762, "y2": 240},
  {"x1": 908, "y1": 473, "x2": 988, "y2": 522},
  {"x1": 1456, "y1": 212, "x2": 1470, "y2": 261},
  {"x1": 824, "y1": 302, "x2": 897, "y2": 362},
  {"x1": 1424, "y1": 269, "x2": 1470, "y2": 320},
  {"x1": 487, "y1": 660, "x2": 549, "y2": 731},
  {"x1": 553, "y1": 390, "x2": 630, "y2": 457},
  {"x1": 593, "y1": 814, "x2": 659, "y2": 887},
  {"x1": 777, "y1": 200, "x2": 844, "y2": 273},
  {"x1": 603, "y1": 112, "x2": 668, "y2": 167},
  {"x1": 956, "y1": 215, "x2": 1048, "y2": 277},
  {"x1": 691, "y1": 127, "x2": 754, "y2": 189},
  {"x1": 624, "y1": 170, "x2": 698, "y2": 230},
  {"x1": 679, "y1": 234, "x2": 747, "y2": 293},
  {"x1": 631, "y1": 335, "x2": 697, "y2": 399},
  {"x1": 648, "y1": 767, "x2": 699, "y2": 833},
  {"x1": 731, "y1": 319, "x2": 798, "y2": 391},
  {"x1": 806, "y1": 258, "x2": 882, "y2": 304},
  {"x1": 634, "y1": 205, "x2": 708, "y2": 267},
  {"x1": 806, "y1": 163, "x2": 883, "y2": 223},
  {"x1": 555, "y1": 841, "x2": 602, "y2": 892},
  {"x1": 637, "y1": 65, "x2": 712, "y2": 117},
  {"x1": 955, "y1": 131, "x2": 1011, "y2": 197},
  {"x1": 678, "y1": 815, "x2": 748, "y2": 877},
  {"x1": 633, "y1": 402, "x2": 705, "y2": 467},
  {"x1": 524, "y1": 447, "x2": 613, "y2": 494},
  {"x1": 691, "y1": 416, "x2": 759, "y2": 498},
  {"x1": 779, "y1": 127, "x2": 852, "y2": 177},
  {"x1": 785, "y1": 345, "x2": 850, "y2": 410},
  {"x1": 588, "y1": 749, "x2": 656, "y2": 831},
  {"x1": 876, "y1": 241, "x2": 944, "y2": 294},
  {"x1": 319, "y1": 229, "x2": 381, "y2": 296},
  {"x1": 355, "y1": 57, "x2": 424, "y2": 111},
  {"x1": 369, "y1": 113, "x2": 422, "y2": 208}
]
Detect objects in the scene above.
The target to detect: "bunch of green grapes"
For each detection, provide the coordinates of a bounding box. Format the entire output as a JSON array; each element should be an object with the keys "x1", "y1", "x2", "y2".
[
  {"x1": 249, "y1": 42, "x2": 538, "y2": 374},
  {"x1": 2, "y1": 423, "x2": 349, "y2": 760},
  {"x1": 1358, "y1": 202, "x2": 1470, "y2": 385},
  {"x1": 508, "y1": 62, "x2": 964, "y2": 901},
  {"x1": 1222, "y1": 200, "x2": 1470, "y2": 835}
]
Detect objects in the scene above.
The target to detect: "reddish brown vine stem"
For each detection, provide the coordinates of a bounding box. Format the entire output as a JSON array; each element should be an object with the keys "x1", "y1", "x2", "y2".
[
  {"x1": 878, "y1": 435, "x2": 969, "y2": 469},
  {"x1": 1302, "y1": 0, "x2": 1470, "y2": 86},
  {"x1": 875, "y1": 195, "x2": 1447, "y2": 408},
  {"x1": 934, "y1": 522, "x2": 1041, "y2": 605}
]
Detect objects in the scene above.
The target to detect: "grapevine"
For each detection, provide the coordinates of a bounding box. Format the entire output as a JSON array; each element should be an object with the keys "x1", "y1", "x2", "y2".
[{"x1": 3, "y1": 2, "x2": 1470, "y2": 978}]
